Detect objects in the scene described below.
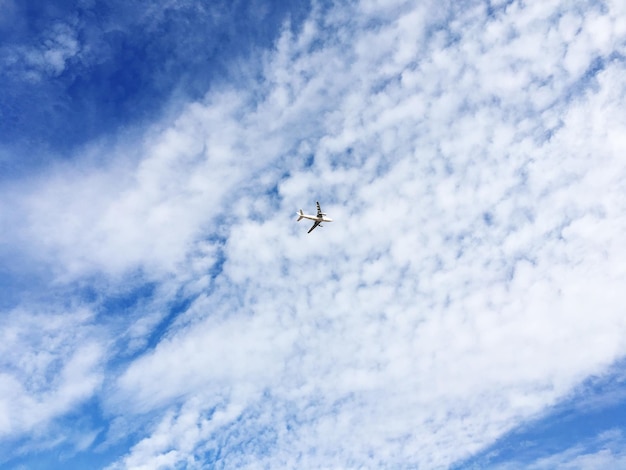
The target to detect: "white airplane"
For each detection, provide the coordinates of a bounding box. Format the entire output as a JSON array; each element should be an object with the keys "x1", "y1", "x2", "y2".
[{"x1": 297, "y1": 201, "x2": 333, "y2": 233}]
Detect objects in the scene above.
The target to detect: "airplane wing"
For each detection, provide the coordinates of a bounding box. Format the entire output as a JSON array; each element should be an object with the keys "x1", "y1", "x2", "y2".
[
  {"x1": 316, "y1": 201, "x2": 323, "y2": 217},
  {"x1": 308, "y1": 220, "x2": 321, "y2": 233}
]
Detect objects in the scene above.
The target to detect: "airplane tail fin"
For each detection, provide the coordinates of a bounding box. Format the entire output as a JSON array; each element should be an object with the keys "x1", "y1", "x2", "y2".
[{"x1": 297, "y1": 209, "x2": 304, "y2": 221}]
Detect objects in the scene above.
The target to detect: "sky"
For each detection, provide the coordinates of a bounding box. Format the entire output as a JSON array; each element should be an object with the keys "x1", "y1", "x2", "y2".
[{"x1": 1, "y1": 0, "x2": 626, "y2": 468}]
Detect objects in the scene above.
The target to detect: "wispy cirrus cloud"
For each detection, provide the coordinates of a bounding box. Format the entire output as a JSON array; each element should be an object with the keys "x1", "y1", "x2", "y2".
[
  {"x1": 489, "y1": 429, "x2": 626, "y2": 470},
  {"x1": 0, "y1": 305, "x2": 103, "y2": 465},
  {"x1": 1, "y1": 21, "x2": 80, "y2": 83}
]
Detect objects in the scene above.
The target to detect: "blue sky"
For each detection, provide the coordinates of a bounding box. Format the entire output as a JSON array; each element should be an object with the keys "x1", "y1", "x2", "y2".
[{"x1": 2, "y1": 0, "x2": 626, "y2": 468}]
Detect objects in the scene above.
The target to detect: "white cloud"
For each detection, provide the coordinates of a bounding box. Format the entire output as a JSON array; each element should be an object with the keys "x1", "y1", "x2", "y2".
[
  {"x1": 0, "y1": 306, "x2": 103, "y2": 439},
  {"x1": 3, "y1": 0, "x2": 626, "y2": 468},
  {"x1": 3, "y1": 90, "x2": 283, "y2": 280},
  {"x1": 97, "y1": 0, "x2": 626, "y2": 467},
  {"x1": 2, "y1": 22, "x2": 81, "y2": 81}
]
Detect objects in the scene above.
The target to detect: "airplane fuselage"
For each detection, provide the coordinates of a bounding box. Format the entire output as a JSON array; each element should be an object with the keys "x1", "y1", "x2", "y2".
[{"x1": 298, "y1": 214, "x2": 333, "y2": 223}]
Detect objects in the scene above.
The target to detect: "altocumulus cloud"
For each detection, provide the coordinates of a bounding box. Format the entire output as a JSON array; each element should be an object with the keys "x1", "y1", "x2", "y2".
[{"x1": 2, "y1": 0, "x2": 626, "y2": 468}]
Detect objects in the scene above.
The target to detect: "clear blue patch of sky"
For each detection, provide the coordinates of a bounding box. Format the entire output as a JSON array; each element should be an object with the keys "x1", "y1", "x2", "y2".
[
  {"x1": 454, "y1": 362, "x2": 626, "y2": 468},
  {"x1": 0, "y1": 0, "x2": 313, "y2": 174},
  {"x1": 95, "y1": 278, "x2": 156, "y2": 311},
  {"x1": 2, "y1": 450, "x2": 86, "y2": 470},
  {"x1": 0, "y1": 254, "x2": 53, "y2": 310}
]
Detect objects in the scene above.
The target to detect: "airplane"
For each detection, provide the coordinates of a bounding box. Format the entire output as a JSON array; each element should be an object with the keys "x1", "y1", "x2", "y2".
[{"x1": 297, "y1": 201, "x2": 333, "y2": 233}]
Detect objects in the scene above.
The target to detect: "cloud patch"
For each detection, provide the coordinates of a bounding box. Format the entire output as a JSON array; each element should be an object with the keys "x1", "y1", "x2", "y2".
[
  {"x1": 2, "y1": 0, "x2": 626, "y2": 468},
  {"x1": 0, "y1": 306, "x2": 103, "y2": 447}
]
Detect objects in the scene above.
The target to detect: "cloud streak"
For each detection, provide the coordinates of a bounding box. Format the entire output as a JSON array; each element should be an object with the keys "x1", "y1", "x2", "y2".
[{"x1": 0, "y1": 305, "x2": 103, "y2": 465}]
